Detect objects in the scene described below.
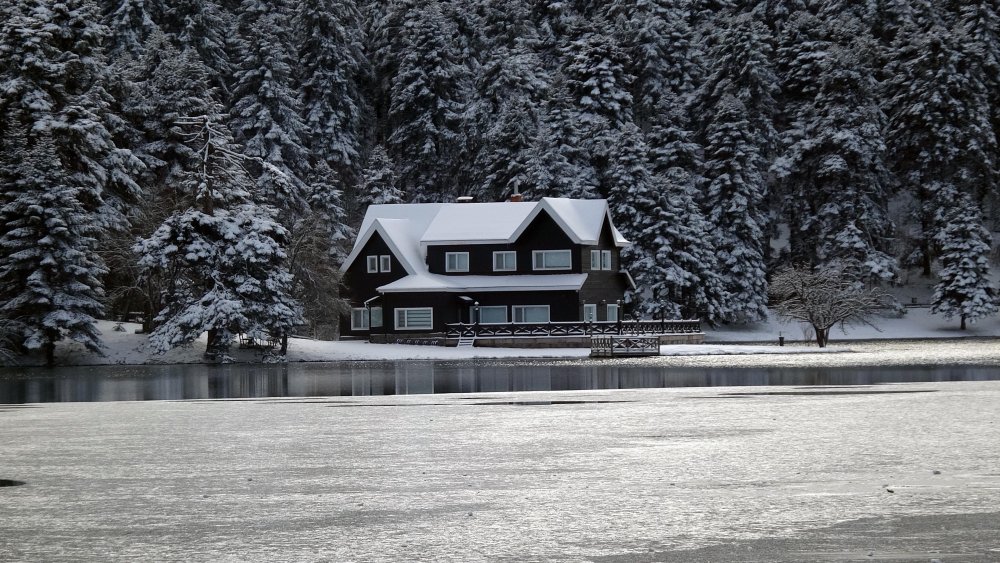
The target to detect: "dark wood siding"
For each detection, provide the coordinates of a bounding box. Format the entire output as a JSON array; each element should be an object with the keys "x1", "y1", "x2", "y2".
[
  {"x1": 340, "y1": 232, "x2": 407, "y2": 336},
  {"x1": 424, "y1": 210, "x2": 579, "y2": 275},
  {"x1": 578, "y1": 217, "x2": 629, "y2": 320},
  {"x1": 377, "y1": 290, "x2": 583, "y2": 333}
]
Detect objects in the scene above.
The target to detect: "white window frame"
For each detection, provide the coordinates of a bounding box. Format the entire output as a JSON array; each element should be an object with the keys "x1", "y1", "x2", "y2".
[
  {"x1": 493, "y1": 251, "x2": 516, "y2": 272},
  {"x1": 445, "y1": 251, "x2": 469, "y2": 272},
  {"x1": 370, "y1": 306, "x2": 383, "y2": 328},
  {"x1": 379, "y1": 255, "x2": 391, "y2": 273},
  {"x1": 583, "y1": 303, "x2": 597, "y2": 322},
  {"x1": 532, "y1": 250, "x2": 572, "y2": 271},
  {"x1": 512, "y1": 305, "x2": 550, "y2": 323},
  {"x1": 591, "y1": 249, "x2": 612, "y2": 270},
  {"x1": 478, "y1": 305, "x2": 508, "y2": 324},
  {"x1": 395, "y1": 307, "x2": 433, "y2": 330},
  {"x1": 606, "y1": 303, "x2": 619, "y2": 322},
  {"x1": 351, "y1": 307, "x2": 370, "y2": 330},
  {"x1": 366, "y1": 256, "x2": 378, "y2": 273}
]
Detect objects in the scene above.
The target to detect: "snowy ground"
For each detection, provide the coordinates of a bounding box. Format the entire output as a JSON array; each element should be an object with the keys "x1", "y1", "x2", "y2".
[
  {"x1": 2, "y1": 382, "x2": 999, "y2": 561},
  {"x1": 33, "y1": 306, "x2": 999, "y2": 367}
]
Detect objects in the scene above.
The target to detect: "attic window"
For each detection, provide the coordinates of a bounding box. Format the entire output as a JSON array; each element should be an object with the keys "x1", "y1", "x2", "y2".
[
  {"x1": 379, "y1": 255, "x2": 391, "y2": 272},
  {"x1": 366, "y1": 256, "x2": 378, "y2": 273},
  {"x1": 446, "y1": 252, "x2": 469, "y2": 272}
]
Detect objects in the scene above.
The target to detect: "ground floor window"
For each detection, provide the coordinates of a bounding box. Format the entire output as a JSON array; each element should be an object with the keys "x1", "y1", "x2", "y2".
[
  {"x1": 478, "y1": 305, "x2": 507, "y2": 324},
  {"x1": 395, "y1": 307, "x2": 433, "y2": 330},
  {"x1": 351, "y1": 308, "x2": 369, "y2": 330},
  {"x1": 607, "y1": 303, "x2": 619, "y2": 322},
  {"x1": 583, "y1": 303, "x2": 597, "y2": 322},
  {"x1": 370, "y1": 307, "x2": 383, "y2": 328},
  {"x1": 513, "y1": 305, "x2": 550, "y2": 323}
]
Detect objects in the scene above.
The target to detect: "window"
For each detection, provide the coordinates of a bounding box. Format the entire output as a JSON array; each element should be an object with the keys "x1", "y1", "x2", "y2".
[
  {"x1": 607, "y1": 303, "x2": 619, "y2": 322},
  {"x1": 395, "y1": 307, "x2": 433, "y2": 330},
  {"x1": 590, "y1": 249, "x2": 612, "y2": 270},
  {"x1": 379, "y1": 255, "x2": 391, "y2": 273},
  {"x1": 351, "y1": 308, "x2": 369, "y2": 330},
  {"x1": 532, "y1": 250, "x2": 571, "y2": 270},
  {"x1": 478, "y1": 306, "x2": 507, "y2": 324},
  {"x1": 513, "y1": 305, "x2": 550, "y2": 323},
  {"x1": 370, "y1": 307, "x2": 383, "y2": 328},
  {"x1": 493, "y1": 251, "x2": 516, "y2": 272},
  {"x1": 446, "y1": 252, "x2": 469, "y2": 272},
  {"x1": 583, "y1": 303, "x2": 597, "y2": 322},
  {"x1": 366, "y1": 256, "x2": 378, "y2": 273}
]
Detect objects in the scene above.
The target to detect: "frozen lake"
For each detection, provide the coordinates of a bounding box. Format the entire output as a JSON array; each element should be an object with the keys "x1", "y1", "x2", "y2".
[
  {"x1": 2, "y1": 339, "x2": 1000, "y2": 404},
  {"x1": 1, "y1": 380, "x2": 999, "y2": 561}
]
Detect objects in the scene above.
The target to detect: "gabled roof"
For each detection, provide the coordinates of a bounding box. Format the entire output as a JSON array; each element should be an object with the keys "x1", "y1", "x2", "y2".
[{"x1": 339, "y1": 198, "x2": 630, "y2": 292}]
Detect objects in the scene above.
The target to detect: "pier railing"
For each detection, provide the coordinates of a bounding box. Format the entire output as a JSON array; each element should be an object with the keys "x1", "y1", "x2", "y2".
[{"x1": 444, "y1": 319, "x2": 701, "y2": 338}]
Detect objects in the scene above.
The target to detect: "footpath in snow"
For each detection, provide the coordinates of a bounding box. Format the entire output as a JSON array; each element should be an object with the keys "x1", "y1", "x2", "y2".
[{"x1": 26, "y1": 306, "x2": 998, "y2": 367}]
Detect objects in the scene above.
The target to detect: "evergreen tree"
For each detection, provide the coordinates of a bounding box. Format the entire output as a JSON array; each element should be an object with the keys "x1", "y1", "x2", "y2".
[
  {"x1": 103, "y1": 0, "x2": 163, "y2": 59},
  {"x1": 386, "y1": 2, "x2": 472, "y2": 202},
  {"x1": 294, "y1": 0, "x2": 368, "y2": 189},
  {"x1": 883, "y1": 22, "x2": 997, "y2": 274},
  {"x1": 701, "y1": 95, "x2": 770, "y2": 323},
  {"x1": 560, "y1": 25, "x2": 634, "y2": 126},
  {"x1": 163, "y1": 0, "x2": 236, "y2": 97},
  {"x1": 774, "y1": 32, "x2": 896, "y2": 283},
  {"x1": 135, "y1": 114, "x2": 300, "y2": 356},
  {"x1": 930, "y1": 191, "x2": 998, "y2": 329},
  {"x1": 355, "y1": 145, "x2": 403, "y2": 212},
  {"x1": 230, "y1": 5, "x2": 311, "y2": 214},
  {"x1": 0, "y1": 129, "x2": 106, "y2": 366}
]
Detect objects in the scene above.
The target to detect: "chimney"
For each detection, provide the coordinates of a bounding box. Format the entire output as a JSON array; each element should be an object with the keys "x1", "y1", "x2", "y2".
[{"x1": 509, "y1": 193, "x2": 523, "y2": 202}]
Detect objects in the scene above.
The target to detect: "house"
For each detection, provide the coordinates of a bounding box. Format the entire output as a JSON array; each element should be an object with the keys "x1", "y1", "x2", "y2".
[{"x1": 338, "y1": 197, "x2": 635, "y2": 339}]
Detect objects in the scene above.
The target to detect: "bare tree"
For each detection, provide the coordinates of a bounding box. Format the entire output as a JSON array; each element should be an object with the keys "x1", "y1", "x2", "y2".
[{"x1": 769, "y1": 266, "x2": 889, "y2": 347}]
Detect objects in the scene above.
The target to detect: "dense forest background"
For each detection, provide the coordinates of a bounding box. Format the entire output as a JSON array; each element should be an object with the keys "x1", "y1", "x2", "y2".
[{"x1": 1, "y1": 0, "x2": 998, "y2": 360}]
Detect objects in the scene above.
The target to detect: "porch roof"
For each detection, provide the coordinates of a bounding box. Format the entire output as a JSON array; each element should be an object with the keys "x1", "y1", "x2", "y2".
[{"x1": 377, "y1": 273, "x2": 588, "y2": 293}]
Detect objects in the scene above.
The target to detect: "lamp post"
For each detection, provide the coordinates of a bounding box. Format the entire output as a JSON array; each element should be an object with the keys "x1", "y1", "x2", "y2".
[{"x1": 473, "y1": 301, "x2": 480, "y2": 337}]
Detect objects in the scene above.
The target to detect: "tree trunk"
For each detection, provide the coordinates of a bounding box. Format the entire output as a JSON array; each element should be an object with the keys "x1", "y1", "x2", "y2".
[
  {"x1": 815, "y1": 326, "x2": 828, "y2": 348},
  {"x1": 280, "y1": 333, "x2": 288, "y2": 355},
  {"x1": 43, "y1": 340, "x2": 55, "y2": 368},
  {"x1": 206, "y1": 328, "x2": 219, "y2": 356},
  {"x1": 960, "y1": 314, "x2": 967, "y2": 330}
]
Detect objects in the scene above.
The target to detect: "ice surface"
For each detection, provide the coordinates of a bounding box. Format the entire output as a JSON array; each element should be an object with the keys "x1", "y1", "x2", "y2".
[{"x1": 1, "y1": 381, "x2": 999, "y2": 561}]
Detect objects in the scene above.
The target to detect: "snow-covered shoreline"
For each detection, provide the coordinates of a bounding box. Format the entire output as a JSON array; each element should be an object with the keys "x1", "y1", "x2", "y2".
[{"x1": 12, "y1": 306, "x2": 996, "y2": 368}]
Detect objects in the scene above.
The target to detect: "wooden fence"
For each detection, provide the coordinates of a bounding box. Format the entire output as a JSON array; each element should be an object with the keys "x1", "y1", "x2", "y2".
[{"x1": 444, "y1": 319, "x2": 701, "y2": 338}]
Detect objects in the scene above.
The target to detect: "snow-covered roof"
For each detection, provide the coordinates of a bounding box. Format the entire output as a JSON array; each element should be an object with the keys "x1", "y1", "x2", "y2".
[
  {"x1": 378, "y1": 273, "x2": 588, "y2": 293},
  {"x1": 340, "y1": 197, "x2": 630, "y2": 276}
]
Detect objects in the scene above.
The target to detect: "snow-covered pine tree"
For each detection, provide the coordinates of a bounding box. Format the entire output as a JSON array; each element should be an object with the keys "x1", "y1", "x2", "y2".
[
  {"x1": 638, "y1": 97, "x2": 724, "y2": 320},
  {"x1": 930, "y1": 190, "x2": 998, "y2": 329},
  {"x1": 773, "y1": 26, "x2": 896, "y2": 284},
  {"x1": 163, "y1": 0, "x2": 236, "y2": 98},
  {"x1": 560, "y1": 24, "x2": 634, "y2": 127},
  {"x1": 293, "y1": 0, "x2": 368, "y2": 191},
  {"x1": 0, "y1": 0, "x2": 144, "y2": 360},
  {"x1": 103, "y1": 0, "x2": 162, "y2": 59},
  {"x1": 694, "y1": 11, "x2": 779, "y2": 155},
  {"x1": 883, "y1": 21, "x2": 997, "y2": 274},
  {"x1": 386, "y1": 2, "x2": 472, "y2": 202},
  {"x1": 0, "y1": 128, "x2": 106, "y2": 366},
  {"x1": 604, "y1": 0, "x2": 702, "y2": 123},
  {"x1": 355, "y1": 145, "x2": 402, "y2": 212},
  {"x1": 471, "y1": 45, "x2": 548, "y2": 201},
  {"x1": 958, "y1": 0, "x2": 1000, "y2": 205},
  {"x1": 134, "y1": 112, "x2": 301, "y2": 356},
  {"x1": 524, "y1": 78, "x2": 601, "y2": 200},
  {"x1": 230, "y1": 4, "x2": 311, "y2": 216},
  {"x1": 701, "y1": 95, "x2": 770, "y2": 323}
]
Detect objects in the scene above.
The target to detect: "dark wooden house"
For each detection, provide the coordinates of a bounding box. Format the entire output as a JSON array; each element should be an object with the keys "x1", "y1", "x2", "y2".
[{"x1": 339, "y1": 197, "x2": 634, "y2": 338}]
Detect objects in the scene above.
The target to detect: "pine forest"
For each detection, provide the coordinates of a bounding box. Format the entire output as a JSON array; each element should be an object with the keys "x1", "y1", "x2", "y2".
[{"x1": 1, "y1": 0, "x2": 998, "y2": 362}]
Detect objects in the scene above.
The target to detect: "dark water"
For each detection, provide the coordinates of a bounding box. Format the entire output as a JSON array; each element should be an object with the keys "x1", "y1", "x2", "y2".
[{"x1": 0, "y1": 360, "x2": 998, "y2": 404}]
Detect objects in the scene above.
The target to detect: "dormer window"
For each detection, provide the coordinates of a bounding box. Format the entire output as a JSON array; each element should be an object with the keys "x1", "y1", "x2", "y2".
[
  {"x1": 445, "y1": 252, "x2": 469, "y2": 272},
  {"x1": 532, "y1": 250, "x2": 571, "y2": 270},
  {"x1": 493, "y1": 251, "x2": 516, "y2": 272}
]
